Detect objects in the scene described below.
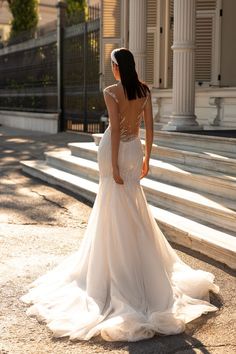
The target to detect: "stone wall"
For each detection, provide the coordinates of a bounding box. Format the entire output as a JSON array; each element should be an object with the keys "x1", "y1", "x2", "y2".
[{"x1": 0, "y1": 111, "x2": 59, "y2": 134}]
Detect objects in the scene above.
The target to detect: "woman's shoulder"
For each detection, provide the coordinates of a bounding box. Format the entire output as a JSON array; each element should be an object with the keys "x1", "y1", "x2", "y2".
[
  {"x1": 103, "y1": 83, "x2": 120, "y2": 93},
  {"x1": 103, "y1": 83, "x2": 120, "y2": 103}
]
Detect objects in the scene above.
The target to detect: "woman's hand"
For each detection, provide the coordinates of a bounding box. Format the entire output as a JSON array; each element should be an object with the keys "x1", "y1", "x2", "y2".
[
  {"x1": 113, "y1": 165, "x2": 124, "y2": 184},
  {"x1": 140, "y1": 157, "x2": 149, "y2": 179}
]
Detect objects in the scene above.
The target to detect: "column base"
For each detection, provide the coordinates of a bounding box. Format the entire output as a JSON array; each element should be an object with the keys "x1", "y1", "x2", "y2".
[
  {"x1": 162, "y1": 115, "x2": 203, "y2": 131},
  {"x1": 162, "y1": 124, "x2": 203, "y2": 131}
]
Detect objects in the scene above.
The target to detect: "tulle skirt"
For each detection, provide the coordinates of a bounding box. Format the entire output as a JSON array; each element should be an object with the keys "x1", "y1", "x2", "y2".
[{"x1": 20, "y1": 126, "x2": 219, "y2": 342}]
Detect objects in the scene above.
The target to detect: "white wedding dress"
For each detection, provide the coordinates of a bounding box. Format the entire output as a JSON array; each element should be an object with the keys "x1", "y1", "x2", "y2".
[{"x1": 20, "y1": 83, "x2": 219, "y2": 342}]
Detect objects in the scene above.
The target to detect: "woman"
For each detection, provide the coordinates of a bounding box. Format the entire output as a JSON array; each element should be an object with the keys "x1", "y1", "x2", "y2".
[{"x1": 20, "y1": 48, "x2": 219, "y2": 342}]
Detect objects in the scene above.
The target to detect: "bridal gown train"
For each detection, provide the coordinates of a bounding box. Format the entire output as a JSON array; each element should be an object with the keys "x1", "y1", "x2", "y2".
[{"x1": 20, "y1": 83, "x2": 220, "y2": 342}]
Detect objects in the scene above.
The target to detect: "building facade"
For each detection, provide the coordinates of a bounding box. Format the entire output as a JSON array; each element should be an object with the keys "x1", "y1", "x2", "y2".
[
  {"x1": 0, "y1": 1, "x2": 11, "y2": 41},
  {"x1": 100, "y1": 0, "x2": 236, "y2": 130}
]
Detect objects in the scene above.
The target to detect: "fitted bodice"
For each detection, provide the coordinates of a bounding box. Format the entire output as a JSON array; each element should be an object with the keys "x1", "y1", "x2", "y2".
[{"x1": 103, "y1": 83, "x2": 150, "y2": 142}]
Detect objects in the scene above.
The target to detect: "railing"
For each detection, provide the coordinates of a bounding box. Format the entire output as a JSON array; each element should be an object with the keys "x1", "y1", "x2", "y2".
[{"x1": 0, "y1": 4, "x2": 105, "y2": 133}]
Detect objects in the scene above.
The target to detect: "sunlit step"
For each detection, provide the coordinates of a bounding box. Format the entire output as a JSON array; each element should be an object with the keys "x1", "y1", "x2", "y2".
[
  {"x1": 148, "y1": 159, "x2": 236, "y2": 201},
  {"x1": 21, "y1": 160, "x2": 97, "y2": 202},
  {"x1": 139, "y1": 129, "x2": 236, "y2": 158},
  {"x1": 68, "y1": 142, "x2": 236, "y2": 200},
  {"x1": 70, "y1": 141, "x2": 236, "y2": 176},
  {"x1": 44, "y1": 151, "x2": 236, "y2": 233},
  {"x1": 20, "y1": 159, "x2": 236, "y2": 270},
  {"x1": 89, "y1": 134, "x2": 236, "y2": 175},
  {"x1": 150, "y1": 145, "x2": 236, "y2": 176}
]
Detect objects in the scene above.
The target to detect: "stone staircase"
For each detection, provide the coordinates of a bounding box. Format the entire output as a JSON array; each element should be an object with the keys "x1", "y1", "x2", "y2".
[{"x1": 21, "y1": 131, "x2": 236, "y2": 269}]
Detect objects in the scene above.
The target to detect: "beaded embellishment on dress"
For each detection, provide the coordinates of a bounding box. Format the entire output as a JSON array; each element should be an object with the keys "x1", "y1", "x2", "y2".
[{"x1": 103, "y1": 84, "x2": 150, "y2": 142}]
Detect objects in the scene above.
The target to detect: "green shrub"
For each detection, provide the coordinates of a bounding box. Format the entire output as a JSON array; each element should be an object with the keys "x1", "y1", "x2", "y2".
[{"x1": 6, "y1": 0, "x2": 38, "y2": 39}]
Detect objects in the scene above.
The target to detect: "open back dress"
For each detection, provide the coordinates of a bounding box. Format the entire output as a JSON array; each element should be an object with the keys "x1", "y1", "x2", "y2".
[{"x1": 20, "y1": 82, "x2": 219, "y2": 342}]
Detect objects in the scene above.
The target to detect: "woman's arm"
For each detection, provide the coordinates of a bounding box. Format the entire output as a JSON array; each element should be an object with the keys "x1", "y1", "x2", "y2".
[
  {"x1": 140, "y1": 93, "x2": 153, "y2": 179},
  {"x1": 103, "y1": 90, "x2": 124, "y2": 184}
]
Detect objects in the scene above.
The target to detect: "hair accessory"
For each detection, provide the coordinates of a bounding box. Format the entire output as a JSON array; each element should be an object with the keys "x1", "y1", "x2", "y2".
[{"x1": 111, "y1": 49, "x2": 119, "y2": 65}]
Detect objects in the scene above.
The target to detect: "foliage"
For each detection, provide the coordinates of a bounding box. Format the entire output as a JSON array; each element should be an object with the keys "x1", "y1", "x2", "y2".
[
  {"x1": 66, "y1": 0, "x2": 88, "y2": 24},
  {"x1": 0, "y1": 0, "x2": 38, "y2": 39}
]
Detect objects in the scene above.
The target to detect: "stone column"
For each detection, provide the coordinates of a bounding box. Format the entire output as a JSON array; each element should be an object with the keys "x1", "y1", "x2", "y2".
[
  {"x1": 164, "y1": 0, "x2": 201, "y2": 130},
  {"x1": 129, "y1": 0, "x2": 146, "y2": 81}
]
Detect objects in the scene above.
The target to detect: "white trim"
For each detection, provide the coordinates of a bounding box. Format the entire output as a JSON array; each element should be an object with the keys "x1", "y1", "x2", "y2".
[
  {"x1": 212, "y1": 0, "x2": 222, "y2": 86},
  {"x1": 158, "y1": 0, "x2": 166, "y2": 88},
  {"x1": 153, "y1": 24, "x2": 159, "y2": 88},
  {"x1": 155, "y1": 0, "x2": 161, "y2": 88},
  {"x1": 164, "y1": 0, "x2": 170, "y2": 88}
]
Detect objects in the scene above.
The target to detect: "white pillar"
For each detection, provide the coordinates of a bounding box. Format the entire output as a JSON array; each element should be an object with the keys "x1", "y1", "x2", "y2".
[
  {"x1": 164, "y1": 0, "x2": 201, "y2": 130},
  {"x1": 129, "y1": 0, "x2": 146, "y2": 81}
]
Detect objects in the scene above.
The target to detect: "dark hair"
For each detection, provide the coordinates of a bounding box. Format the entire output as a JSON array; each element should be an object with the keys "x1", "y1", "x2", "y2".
[{"x1": 112, "y1": 48, "x2": 150, "y2": 100}]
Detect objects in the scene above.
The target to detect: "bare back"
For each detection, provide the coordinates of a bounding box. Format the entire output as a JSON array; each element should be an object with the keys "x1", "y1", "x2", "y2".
[{"x1": 103, "y1": 82, "x2": 150, "y2": 142}]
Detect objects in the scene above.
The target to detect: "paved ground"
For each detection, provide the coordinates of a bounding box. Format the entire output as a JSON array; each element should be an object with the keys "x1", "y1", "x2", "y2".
[{"x1": 0, "y1": 125, "x2": 235, "y2": 354}]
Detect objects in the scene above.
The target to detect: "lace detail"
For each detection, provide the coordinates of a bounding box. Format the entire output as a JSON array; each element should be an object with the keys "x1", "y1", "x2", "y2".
[
  {"x1": 104, "y1": 83, "x2": 150, "y2": 142},
  {"x1": 119, "y1": 112, "x2": 143, "y2": 142},
  {"x1": 141, "y1": 93, "x2": 150, "y2": 110},
  {"x1": 103, "y1": 88, "x2": 119, "y2": 103},
  {"x1": 119, "y1": 92, "x2": 150, "y2": 142}
]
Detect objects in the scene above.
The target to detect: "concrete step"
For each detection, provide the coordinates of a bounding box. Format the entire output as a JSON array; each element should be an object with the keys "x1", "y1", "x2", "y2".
[
  {"x1": 69, "y1": 142, "x2": 236, "y2": 200},
  {"x1": 86, "y1": 134, "x2": 236, "y2": 176},
  {"x1": 21, "y1": 160, "x2": 97, "y2": 203},
  {"x1": 154, "y1": 122, "x2": 165, "y2": 130},
  {"x1": 69, "y1": 142, "x2": 98, "y2": 162},
  {"x1": 149, "y1": 159, "x2": 236, "y2": 201},
  {"x1": 45, "y1": 151, "x2": 99, "y2": 183},
  {"x1": 20, "y1": 159, "x2": 236, "y2": 270},
  {"x1": 152, "y1": 145, "x2": 236, "y2": 176},
  {"x1": 139, "y1": 129, "x2": 236, "y2": 158},
  {"x1": 44, "y1": 150, "x2": 236, "y2": 233},
  {"x1": 141, "y1": 177, "x2": 236, "y2": 233}
]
